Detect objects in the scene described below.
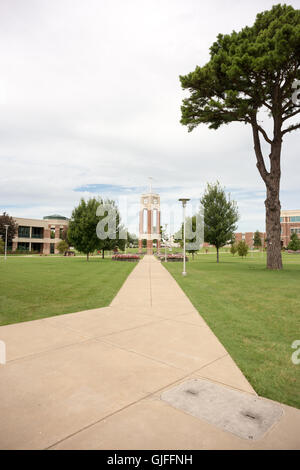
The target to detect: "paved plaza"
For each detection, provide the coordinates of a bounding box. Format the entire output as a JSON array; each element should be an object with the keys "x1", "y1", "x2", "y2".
[{"x1": 0, "y1": 256, "x2": 299, "y2": 449}]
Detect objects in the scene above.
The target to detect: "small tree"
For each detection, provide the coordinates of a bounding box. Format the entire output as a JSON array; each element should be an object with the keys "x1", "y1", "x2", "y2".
[
  {"x1": 127, "y1": 232, "x2": 138, "y2": 248},
  {"x1": 98, "y1": 200, "x2": 126, "y2": 258},
  {"x1": 57, "y1": 240, "x2": 69, "y2": 255},
  {"x1": 68, "y1": 197, "x2": 126, "y2": 261},
  {"x1": 68, "y1": 198, "x2": 101, "y2": 261},
  {"x1": 237, "y1": 240, "x2": 249, "y2": 258},
  {"x1": 230, "y1": 243, "x2": 238, "y2": 256},
  {"x1": 0, "y1": 212, "x2": 18, "y2": 245},
  {"x1": 287, "y1": 232, "x2": 300, "y2": 251},
  {"x1": 201, "y1": 182, "x2": 239, "y2": 263},
  {"x1": 253, "y1": 230, "x2": 262, "y2": 250}
]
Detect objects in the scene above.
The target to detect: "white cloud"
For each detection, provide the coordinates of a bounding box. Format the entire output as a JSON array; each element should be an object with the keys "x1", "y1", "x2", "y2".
[{"x1": 0, "y1": 0, "x2": 299, "y2": 233}]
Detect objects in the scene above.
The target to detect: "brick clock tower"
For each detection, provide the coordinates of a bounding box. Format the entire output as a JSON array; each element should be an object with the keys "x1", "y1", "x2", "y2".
[{"x1": 138, "y1": 191, "x2": 161, "y2": 255}]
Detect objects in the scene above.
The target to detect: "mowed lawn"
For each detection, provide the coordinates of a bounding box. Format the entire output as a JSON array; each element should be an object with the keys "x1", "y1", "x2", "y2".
[
  {"x1": 0, "y1": 256, "x2": 136, "y2": 326},
  {"x1": 165, "y1": 252, "x2": 300, "y2": 409}
]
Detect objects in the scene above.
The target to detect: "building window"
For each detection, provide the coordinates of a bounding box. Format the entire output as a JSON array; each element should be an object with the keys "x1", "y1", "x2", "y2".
[
  {"x1": 144, "y1": 198, "x2": 148, "y2": 204},
  {"x1": 50, "y1": 243, "x2": 55, "y2": 254},
  {"x1": 290, "y1": 216, "x2": 300, "y2": 222},
  {"x1": 291, "y1": 228, "x2": 300, "y2": 234},
  {"x1": 17, "y1": 242, "x2": 29, "y2": 251},
  {"x1": 280, "y1": 217, "x2": 283, "y2": 222},
  {"x1": 59, "y1": 228, "x2": 63, "y2": 239},
  {"x1": 18, "y1": 226, "x2": 30, "y2": 238},
  {"x1": 50, "y1": 228, "x2": 55, "y2": 239},
  {"x1": 32, "y1": 227, "x2": 44, "y2": 239}
]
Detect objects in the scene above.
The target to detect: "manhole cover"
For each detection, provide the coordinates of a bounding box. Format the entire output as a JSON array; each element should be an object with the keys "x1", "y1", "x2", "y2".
[{"x1": 161, "y1": 378, "x2": 283, "y2": 440}]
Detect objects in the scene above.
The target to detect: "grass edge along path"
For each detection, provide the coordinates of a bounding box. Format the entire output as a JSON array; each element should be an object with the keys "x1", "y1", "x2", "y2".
[
  {"x1": 164, "y1": 252, "x2": 300, "y2": 410},
  {"x1": 0, "y1": 256, "x2": 137, "y2": 326}
]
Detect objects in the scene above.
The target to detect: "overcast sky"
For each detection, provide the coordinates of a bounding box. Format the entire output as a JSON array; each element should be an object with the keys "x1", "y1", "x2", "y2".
[{"x1": 1, "y1": 0, "x2": 299, "y2": 234}]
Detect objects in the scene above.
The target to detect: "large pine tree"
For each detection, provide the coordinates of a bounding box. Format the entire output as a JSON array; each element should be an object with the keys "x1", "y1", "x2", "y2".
[{"x1": 180, "y1": 4, "x2": 300, "y2": 269}]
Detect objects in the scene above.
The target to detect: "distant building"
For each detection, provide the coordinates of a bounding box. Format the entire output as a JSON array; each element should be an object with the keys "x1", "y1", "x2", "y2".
[
  {"x1": 138, "y1": 192, "x2": 161, "y2": 254},
  {"x1": 11, "y1": 215, "x2": 69, "y2": 254},
  {"x1": 280, "y1": 210, "x2": 300, "y2": 247},
  {"x1": 234, "y1": 231, "x2": 266, "y2": 248}
]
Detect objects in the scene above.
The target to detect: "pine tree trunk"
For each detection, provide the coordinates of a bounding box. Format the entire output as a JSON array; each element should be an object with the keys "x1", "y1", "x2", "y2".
[
  {"x1": 102, "y1": 249, "x2": 105, "y2": 259},
  {"x1": 216, "y1": 247, "x2": 219, "y2": 263},
  {"x1": 265, "y1": 177, "x2": 282, "y2": 270},
  {"x1": 87, "y1": 252, "x2": 89, "y2": 261},
  {"x1": 252, "y1": 117, "x2": 283, "y2": 270}
]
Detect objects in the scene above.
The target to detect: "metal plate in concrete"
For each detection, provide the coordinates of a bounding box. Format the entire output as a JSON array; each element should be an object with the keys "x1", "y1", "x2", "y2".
[{"x1": 161, "y1": 379, "x2": 283, "y2": 440}]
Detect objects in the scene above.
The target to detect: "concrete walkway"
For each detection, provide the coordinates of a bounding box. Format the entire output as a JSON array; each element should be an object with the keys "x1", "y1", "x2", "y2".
[{"x1": 0, "y1": 255, "x2": 299, "y2": 449}]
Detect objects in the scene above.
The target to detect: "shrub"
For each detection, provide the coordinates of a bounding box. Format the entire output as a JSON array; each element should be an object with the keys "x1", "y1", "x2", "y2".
[
  {"x1": 230, "y1": 243, "x2": 238, "y2": 256},
  {"x1": 237, "y1": 240, "x2": 249, "y2": 258},
  {"x1": 57, "y1": 240, "x2": 69, "y2": 255},
  {"x1": 287, "y1": 233, "x2": 300, "y2": 252},
  {"x1": 112, "y1": 254, "x2": 140, "y2": 262}
]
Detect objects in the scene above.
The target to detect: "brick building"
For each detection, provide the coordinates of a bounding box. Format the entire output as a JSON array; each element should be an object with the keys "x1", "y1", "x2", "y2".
[
  {"x1": 280, "y1": 209, "x2": 300, "y2": 247},
  {"x1": 138, "y1": 192, "x2": 161, "y2": 255},
  {"x1": 234, "y1": 231, "x2": 266, "y2": 248},
  {"x1": 11, "y1": 215, "x2": 69, "y2": 254}
]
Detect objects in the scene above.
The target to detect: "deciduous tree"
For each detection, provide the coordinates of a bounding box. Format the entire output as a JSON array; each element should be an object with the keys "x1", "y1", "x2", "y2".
[{"x1": 0, "y1": 212, "x2": 18, "y2": 245}]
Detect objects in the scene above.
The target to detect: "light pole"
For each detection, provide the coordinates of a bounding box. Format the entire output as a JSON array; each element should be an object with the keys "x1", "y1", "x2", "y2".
[
  {"x1": 179, "y1": 198, "x2": 190, "y2": 276},
  {"x1": 4, "y1": 225, "x2": 9, "y2": 261},
  {"x1": 164, "y1": 223, "x2": 168, "y2": 262}
]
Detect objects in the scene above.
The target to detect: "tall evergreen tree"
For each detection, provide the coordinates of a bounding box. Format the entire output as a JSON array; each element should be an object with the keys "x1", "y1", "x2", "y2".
[
  {"x1": 200, "y1": 182, "x2": 239, "y2": 263},
  {"x1": 180, "y1": 4, "x2": 300, "y2": 270}
]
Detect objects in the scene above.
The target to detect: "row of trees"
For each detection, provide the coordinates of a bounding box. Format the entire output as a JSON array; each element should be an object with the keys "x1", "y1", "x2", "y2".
[
  {"x1": 67, "y1": 198, "x2": 127, "y2": 261},
  {"x1": 174, "y1": 182, "x2": 300, "y2": 263}
]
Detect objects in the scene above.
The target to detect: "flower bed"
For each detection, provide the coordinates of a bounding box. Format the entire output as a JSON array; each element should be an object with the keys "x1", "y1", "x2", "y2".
[
  {"x1": 157, "y1": 253, "x2": 189, "y2": 262},
  {"x1": 112, "y1": 254, "x2": 140, "y2": 262},
  {"x1": 287, "y1": 250, "x2": 300, "y2": 254}
]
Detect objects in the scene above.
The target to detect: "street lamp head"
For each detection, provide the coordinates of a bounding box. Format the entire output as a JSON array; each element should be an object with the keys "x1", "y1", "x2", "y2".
[
  {"x1": 178, "y1": 198, "x2": 190, "y2": 208},
  {"x1": 4, "y1": 225, "x2": 9, "y2": 229}
]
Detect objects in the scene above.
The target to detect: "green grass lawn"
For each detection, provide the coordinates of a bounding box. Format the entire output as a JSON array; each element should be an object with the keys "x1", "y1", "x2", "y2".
[
  {"x1": 0, "y1": 256, "x2": 136, "y2": 326},
  {"x1": 164, "y1": 252, "x2": 300, "y2": 409}
]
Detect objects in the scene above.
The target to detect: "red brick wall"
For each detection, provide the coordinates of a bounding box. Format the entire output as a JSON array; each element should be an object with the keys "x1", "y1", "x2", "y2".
[
  {"x1": 234, "y1": 232, "x2": 266, "y2": 248},
  {"x1": 281, "y1": 219, "x2": 300, "y2": 247}
]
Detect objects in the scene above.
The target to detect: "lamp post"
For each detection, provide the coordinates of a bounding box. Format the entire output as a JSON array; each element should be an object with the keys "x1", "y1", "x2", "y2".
[
  {"x1": 164, "y1": 223, "x2": 168, "y2": 262},
  {"x1": 4, "y1": 225, "x2": 9, "y2": 261},
  {"x1": 178, "y1": 198, "x2": 190, "y2": 276}
]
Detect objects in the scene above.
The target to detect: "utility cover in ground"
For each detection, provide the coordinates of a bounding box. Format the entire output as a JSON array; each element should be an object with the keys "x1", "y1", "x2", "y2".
[{"x1": 161, "y1": 378, "x2": 283, "y2": 440}]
